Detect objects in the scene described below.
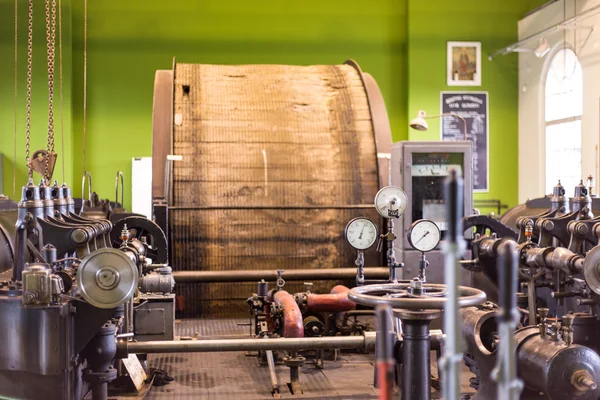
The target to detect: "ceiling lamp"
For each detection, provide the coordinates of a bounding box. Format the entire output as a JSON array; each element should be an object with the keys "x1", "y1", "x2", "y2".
[
  {"x1": 409, "y1": 110, "x2": 428, "y2": 131},
  {"x1": 535, "y1": 37, "x2": 551, "y2": 58}
]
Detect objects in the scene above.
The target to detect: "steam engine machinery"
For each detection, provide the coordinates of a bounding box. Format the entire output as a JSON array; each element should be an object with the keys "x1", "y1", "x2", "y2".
[
  {"x1": 454, "y1": 179, "x2": 600, "y2": 399},
  {"x1": 7, "y1": 23, "x2": 600, "y2": 397},
  {"x1": 0, "y1": 177, "x2": 174, "y2": 399}
]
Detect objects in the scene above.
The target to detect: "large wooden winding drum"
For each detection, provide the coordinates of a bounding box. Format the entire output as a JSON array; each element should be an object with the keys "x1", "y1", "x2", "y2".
[{"x1": 152, "y1": 60, "x2": 392, "y2": 317}]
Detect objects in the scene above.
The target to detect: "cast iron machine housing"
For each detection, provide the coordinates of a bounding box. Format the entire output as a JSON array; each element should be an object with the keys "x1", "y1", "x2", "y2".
[
  {"x1": 458, "y1": 180, "x2": 600, "y2": 399},
  {"x1": 0, "y1": 178, "x2": 175, "y2": 400}
]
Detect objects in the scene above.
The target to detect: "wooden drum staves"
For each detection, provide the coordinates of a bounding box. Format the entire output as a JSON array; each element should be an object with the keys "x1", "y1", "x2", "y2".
[{"x1": 152, "y1": 61, "x2": 392, "y2": 317}]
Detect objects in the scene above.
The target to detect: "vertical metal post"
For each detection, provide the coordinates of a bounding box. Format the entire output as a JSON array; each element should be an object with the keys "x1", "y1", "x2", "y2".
[
  {"x1": 376, "y1": 305, "x2": 395, "y2": 400},
  {"x1": 492, "y1": 241, "x2": 523, "y2": 400},
  {"x1": 401, "y1": 316, "x2": 435, "y2": 400},
  {"x1": 440, "y1": 169, "x2": 464, "y2": 400}
]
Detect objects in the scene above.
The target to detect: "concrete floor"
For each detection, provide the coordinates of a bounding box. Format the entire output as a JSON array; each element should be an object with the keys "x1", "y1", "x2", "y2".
[{"x1": 144, "y1": 318, "x2": 476, "y2": 399}]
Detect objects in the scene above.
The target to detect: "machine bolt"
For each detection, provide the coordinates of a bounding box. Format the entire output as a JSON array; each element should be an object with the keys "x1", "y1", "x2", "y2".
[
  {"x1": 571, "y1": 369, "x2": 598, "y2": 392},
  {"x1": 71, "y1": 228, "x2": 87, "y2": 244},
  {"x1": 543, "y1": 220, "x2": 555, "y2": 231},
  {"x1": 576, "y1": 223, "x2": 589, "y2": 235},
  {"x1": 410, "y1": 277, "x2": 422, "y2": 288}
]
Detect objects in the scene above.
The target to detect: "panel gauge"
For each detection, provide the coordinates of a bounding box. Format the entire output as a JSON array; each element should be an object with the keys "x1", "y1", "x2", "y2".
[
  {"x1": 345, "y1": 217, "x2": 378, "y2": 250},
  {"x1": 407, "y1": 219, "x2": 441, "y2": 253},
  {"x1": 374, "y1": 186, "x2": 408, "y2": 219}
]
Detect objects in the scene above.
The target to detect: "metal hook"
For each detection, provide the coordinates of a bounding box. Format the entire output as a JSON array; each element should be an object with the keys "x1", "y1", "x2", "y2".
[
  {"x1": 80, "y1": 171, "x2": 92, "y2": 215},
  {"x1": 115, "y1": 171, "x2": 124, "y2": 207}
]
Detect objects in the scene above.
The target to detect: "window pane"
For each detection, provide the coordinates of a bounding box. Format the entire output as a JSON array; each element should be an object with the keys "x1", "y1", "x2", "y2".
[
  {"x1": 545, "y1": 120, "x2": 581, "y2": 194},
  {"x1": 545, "y1": 48, "x2": 583, "y2": 122}
]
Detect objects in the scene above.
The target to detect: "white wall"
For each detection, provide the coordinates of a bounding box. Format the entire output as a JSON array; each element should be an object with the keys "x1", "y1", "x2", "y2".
[{"x1": 519, "y1": 0, "x2": 600, "y2": 202}]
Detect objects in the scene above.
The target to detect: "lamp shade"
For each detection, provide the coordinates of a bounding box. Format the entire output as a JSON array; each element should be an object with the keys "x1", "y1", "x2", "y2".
[
  {"x1": 535, "y1": 37, "x2": 550, "y2": 58},
  {"x1": 409, "y1": 110, "x2": 429, "y2": 131}
]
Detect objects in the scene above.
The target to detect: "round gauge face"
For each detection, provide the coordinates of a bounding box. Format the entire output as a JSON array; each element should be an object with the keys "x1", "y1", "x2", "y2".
[
  {"x1": 408, "y1": 219, "x2": 441, "y2": 252},
  {"x1": 345, "y1": 217, "x2": 378, "y2": 250},
  {"x1": 374, "y1": 186, "x2": 408, "y2": 219}
]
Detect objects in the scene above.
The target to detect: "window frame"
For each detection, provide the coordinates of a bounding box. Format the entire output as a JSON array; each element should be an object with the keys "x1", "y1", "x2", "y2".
[{"x1": 542, "y1": 43, "x2": 583, "y2": 194}]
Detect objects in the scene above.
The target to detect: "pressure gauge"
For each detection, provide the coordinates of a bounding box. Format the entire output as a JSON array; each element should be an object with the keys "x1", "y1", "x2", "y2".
[
  {"x1": 345, "y1": 217, "x2": 378, "y2": 250},
  {"x1": 407, "y1": 219, "x2": 441, "y2": 253},
  {"x1": 374, "y1": 186, "x2": 408, "y2": 219}
]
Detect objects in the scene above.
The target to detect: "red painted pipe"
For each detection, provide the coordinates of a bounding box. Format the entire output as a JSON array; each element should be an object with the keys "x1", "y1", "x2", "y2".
[
  {"x1": 306, "y1": 285, "x2": 356, "y2": 313},
  {"x1": 269, "y1": 290, "x2": 304, "y2": 338}
]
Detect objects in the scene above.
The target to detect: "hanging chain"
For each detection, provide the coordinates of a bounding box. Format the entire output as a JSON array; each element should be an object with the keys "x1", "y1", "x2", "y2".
[
  {"x1": 59, "y1": 0, "x2": 65, "y2": 184},
  {"x1": 12, "y1": 0, "x2": 18, "y2": 197},
  {"x1": 44, "y1": 0, "x2": 57, "y2": 184},
  {"x1": 82, "y1": 0, "x2": 88, "y2": 175},
  {"x1": 25, "y1": 0, "x2": 34, "y2": 180}
]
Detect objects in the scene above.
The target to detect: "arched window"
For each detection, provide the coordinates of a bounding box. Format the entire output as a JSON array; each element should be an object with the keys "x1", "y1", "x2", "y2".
[{"x1": 545, "y1": 47, "x2": 583, "y2": 193}]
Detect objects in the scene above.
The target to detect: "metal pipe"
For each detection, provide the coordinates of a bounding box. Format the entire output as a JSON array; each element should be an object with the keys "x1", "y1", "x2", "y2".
[
  {"x1": 91, "y1": 383, "x2": 108, "y2": 400},
  {"x1": 270, "y1": 290, "x2": 303, "y2": 339},
  {"x1": 118, "y1": 333, "x2": 376, "y2": 356},
  {"x1": 402, "y1": 318, "x2": 433, "y2": 400},
  {"x1": 172, "y1": 267, "x2": 390, "y2": 283},
  {"x1": 488, "y1": 2, "x2": 600, "y2": 60},
  {"x1": 266, "y1": 349, "x2": 279, "y2": 396},
  {"x1": 306, "y1": 285, "x2": 356, "y2": 313},
  {"x1": 376, "y1": 305, "x2": 394, "y2": 400},
  {"x1": 441, "y1": 168, "x2": 464, "y2": 400},
  {"x1": 492, "y1": 241, "x2": 523, "y2": 400},
  {"x1": 115, "y1": 171, "x2": 124, "y2": 207},
  {"x1": 169, "y1": 204, "x2": 375, "y2": 210}
]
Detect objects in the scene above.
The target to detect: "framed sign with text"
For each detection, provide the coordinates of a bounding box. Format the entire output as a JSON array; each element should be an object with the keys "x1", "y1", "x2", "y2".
[{"x1": 440, "y1": 91, "x2": 489, "y2": 192}]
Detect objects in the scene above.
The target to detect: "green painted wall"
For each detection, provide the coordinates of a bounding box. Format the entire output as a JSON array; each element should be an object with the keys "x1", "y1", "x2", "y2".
[
  {"x1": 68, "y1": 0, "x2": 408, "y2": 210},
  {"x1": 0, "y1": 0, "x2": 73, "y2": 198},
  {"x1": 407, "y1": 0, "x2": 546, "y2": 210},
  {"x1": 1, "y1": 1, "x2": 545, "y2": 210}
]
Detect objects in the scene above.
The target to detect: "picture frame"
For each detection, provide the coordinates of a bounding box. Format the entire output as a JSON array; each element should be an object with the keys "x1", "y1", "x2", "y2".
[{"x1": 447, "y1": 41, "x2": 481, "y2": 86}]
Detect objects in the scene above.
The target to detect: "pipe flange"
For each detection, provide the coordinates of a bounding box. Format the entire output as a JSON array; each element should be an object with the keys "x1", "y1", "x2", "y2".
[
  {"x1": 82, "y1": 367, "x2": 118, "y2": 384},
  {"x1": 283, "y1": 356, "x2": 306, "y2": 367},
  {"x1": 393, "y1": 309, "x2": 441, "y2": 321}
]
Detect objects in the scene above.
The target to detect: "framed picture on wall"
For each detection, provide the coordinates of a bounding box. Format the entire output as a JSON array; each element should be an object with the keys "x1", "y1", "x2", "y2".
[{"x1": 447, "y1": 41, "x2": 481, "y2": 86}]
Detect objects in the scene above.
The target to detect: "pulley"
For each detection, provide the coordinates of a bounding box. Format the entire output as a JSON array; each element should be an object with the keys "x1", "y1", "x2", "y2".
[
  {"x1": 76, "y1": 248, "x2": 138, "y2": 309},
  {"x1": 28, "y1": 149, "x2": 57, "y2": 180},
  {"x1": 584, "y1": 246, "x2": 600, "y2": 295}
]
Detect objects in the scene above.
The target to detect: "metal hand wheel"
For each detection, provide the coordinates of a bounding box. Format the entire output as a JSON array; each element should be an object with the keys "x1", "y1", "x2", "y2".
[{"x1": 348, "y1": 281, "x2": 486, "y2": 310}]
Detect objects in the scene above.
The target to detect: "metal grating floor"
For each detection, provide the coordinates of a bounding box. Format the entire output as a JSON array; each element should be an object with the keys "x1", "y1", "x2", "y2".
[{"x1": 146, "y1": 319, "x2": 475, "y2": 399}]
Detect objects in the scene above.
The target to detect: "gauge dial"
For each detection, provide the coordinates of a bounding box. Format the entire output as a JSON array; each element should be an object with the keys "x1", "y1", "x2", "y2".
[
  {"x1": 408, "y1": 219, "x2": 441, "y2": 252},
  {"x1": 374, "y1": 186, "x2": 408, "y2": 219},
  {"x1": 345, "y1": 217, "x2": 378, "y2": 250}
]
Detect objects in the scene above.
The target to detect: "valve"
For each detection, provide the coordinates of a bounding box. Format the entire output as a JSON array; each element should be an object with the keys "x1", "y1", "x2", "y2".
[
  {"x1": 355, "y1": 250, "x2": 365, "y2": 286},
  {"x1": 120, "y1": 223, "x2": 130, "y2": 243},
  {"x1": 524, "y1": 220, "x2": 533, "y2": 243},
  {"x1": 562, "y1": 314, "x2": 575, "y2": 346},
  {"x1": 303, "y1": 282, "x2": 313, "y2": 294},
  {"x1": 550, "y1": 321, "x2": 562, "y2": 342},
  {"x1": 276, "y1": 270, "x2": 285, "y2": 290},
  {"x1": 538, "y1": 308, "x2": 549, "y2": 338}
]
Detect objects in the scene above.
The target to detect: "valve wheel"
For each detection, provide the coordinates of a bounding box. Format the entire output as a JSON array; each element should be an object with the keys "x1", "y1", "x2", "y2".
[{"x1": 348, "y1": 282, "x2": 486, "y2": 310}]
